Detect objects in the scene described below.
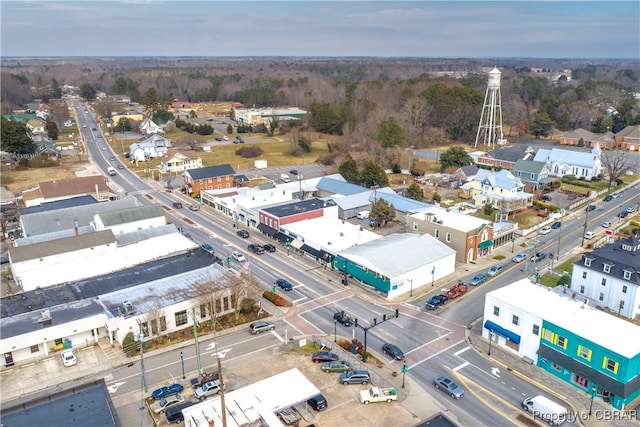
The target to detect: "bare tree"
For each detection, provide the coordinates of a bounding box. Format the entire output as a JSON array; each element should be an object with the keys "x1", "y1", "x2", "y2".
[
  {"x1": 224, "y1": 273, "x2": 256, "y2": 322},
  {"x1": 600, "y1": 150, "x2": 637, "y2": 188},
  {"x1": 144, "y1": 299, "x2": 166, "y2": 343}
]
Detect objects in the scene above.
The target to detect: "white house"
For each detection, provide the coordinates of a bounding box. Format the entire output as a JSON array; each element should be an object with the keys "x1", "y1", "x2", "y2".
[
  {"x1": 460, "y1": 169, "x2": 533, "y2": 214},
  {"x1": 533, "y1": 144, "x2": 603, "y2": 180},
  {"x1": 129, "y1": 134, "x2": 172, "y2": 160},
  {"x1": 159, "y1": 149, "x2": 202, "y2": 173},
  {"x1": 139, "y1": 118, "x2": 163, "y2": 135}
]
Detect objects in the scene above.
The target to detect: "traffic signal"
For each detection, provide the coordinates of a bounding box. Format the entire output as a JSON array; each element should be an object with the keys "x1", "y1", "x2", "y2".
[{"x1": 395, "y1": 309, "x2": 399, "y2": 318}]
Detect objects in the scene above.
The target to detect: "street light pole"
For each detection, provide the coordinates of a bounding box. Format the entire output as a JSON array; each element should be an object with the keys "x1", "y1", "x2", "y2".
[
  {"x1": 180, "y1": 351, "x2": 185, "y2": 379},
  {"x1": 582, "y1": 208, "x2": 591, "y2": 247},
  {"x1": 488, "y1": 331, "x2": 494, "y2": 356},
  {"x1": 409, "y1": 279, "x2": 413, "y2": 297},
  {"x1": 401, "y1": 362, "x2": 407, "y2": 389},
  {"x1": 334, "y1": 320, "x2": 337, "y2": 343},
  {"x1": 589, "y1": 385, "x2": 597, "y2": 416},
  {"x1": 431, "y1": 267, "x2": 435, "y2": 287}
]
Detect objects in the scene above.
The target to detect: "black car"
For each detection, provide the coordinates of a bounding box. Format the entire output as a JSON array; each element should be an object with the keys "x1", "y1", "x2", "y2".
[
  {"x1": 275, "y1": 278, "x2": 293, "y2": 291},
  {"x1": 541, "y1": 195, "x2": 552, "y2": 201},
  {"x1": 551, "y1": 221, "x2": 562, "y2": 229},
  {"x1": 382, "y1": 343, "x2": 405, "y2": 360},
  {"x1": 248, "y1": 243, "x2": 264, "y2": 255},
  {"x1": 215, "y1": 137, "x2": 222, "y2": 141},
  {"x1": 586, "y1": 205, "x2": 596, "y2": 212},
  {"x1": 263, "y1": 243, "x2": 276, "y2": 252},
  {"x1": 604, "y1": 195, "x2": 613, "y2": 202},
  {"x1": 236, "y1": 229, "x2": 249, "y2": 238},
  {"x1": 307, "y1": 394, "x2": 327, "y2": 411},
  {"x1": 333, "y1": 311, "x2": 353, "y2": 326},
  {"x1": 312, "y1": 352, "x2": 339, "y2": 363},
  {"x1": 172, "y1": 202, "x2": 183, "y2": 209},
  {"x1": 289, "y1": 169, "x2": 299, "y2": 175},
  {"x1": 530, "y1": 251, "x2": 546, "y2": 262},
  {"x1": 618, "y1": 210, "x2": 629, "y2": 218}
]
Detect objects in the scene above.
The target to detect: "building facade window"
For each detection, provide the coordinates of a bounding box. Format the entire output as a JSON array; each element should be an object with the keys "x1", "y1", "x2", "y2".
[
  {"x1": 584, "y1": 259, "x2": 592, "y2": 267},
  {"x1": 30, "y1": 345, "x2": 39, "y2": 353},
  {"x1": 622, "y1": 285, "x2": 628, "y2": 294},
  {"x1": 578, "y1": 345, "x2": 592, "y2": 361},
  {"x1": 603, "y1": 264, "x2": 611, "y2": 273},
  {"x1": 512, "y1": 315, "x2": 519, "y2": 326},
  {"x1": 551, "y1": 362, "x2": 562, "y2": 372},
  {"x1": 532, "y1": 324, "x2": 540, "y2": 335},
  {"x1": 582, "y1": 272, "x2": 587, "y2": 279},
  {"x1": 200, "y1": 304, "x2": 207, "y2": 318},
  {"x1": 159, "y1": 316, "x2": 167, "y2": 332},
  {"x1": 556, "y1": 335, "x2": 567, "y2": 349},
  {"x1": 601, "y1": 278, "x2": 606, "y2": 287},
  {"x1": 623, "y1": 271, "x2": 631, "y2": 280},
  {"x1": 446, "y1": 232, "x2": 451, "y2": 242},
  {"x1": 543, "y1": 329, "x2": 554, "y2": 342},
  {"x1": 580, "y1": 285, "x2": 585, "y2": 293},
  {"x1": 573, "y1": 374, "x2": 589, "y2": 387},
  {"x1": 493, "y1": 306, "x2": 500, "y2": 316},
  {"x1": 54, "y1": 338, "x2": 63, "y2": 346},
  {"x1": 598, "y1": 293, "x2": 604, "y2": 302},
  {"x1": 175, "y1": 310, "x2": 188, "y2": 327},
  {"x1": 435, "y1": 230, "x2": 440, "y2": 238},
  {"x1": 604, "y1": 357, "x2": 619, "y2": 374}
]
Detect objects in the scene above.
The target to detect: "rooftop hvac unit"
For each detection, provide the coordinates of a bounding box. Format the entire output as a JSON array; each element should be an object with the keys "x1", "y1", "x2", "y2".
[{"x1": 121, "y1": 300, "x2": 135, "y2": 316}]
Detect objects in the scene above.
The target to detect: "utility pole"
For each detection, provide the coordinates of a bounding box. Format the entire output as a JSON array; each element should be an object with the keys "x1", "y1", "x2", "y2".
[
  {"x1": 137, "y1": 319, "x2": 147, "y2": 393},
  {"x1": 192, "y1": 308, "x2": 202, "y2": 374},
  {"x1": 354, "y1": 309, "x2": 400, "y2": 362},
  {"x1": 218, "y1": 357, "x2": 227, "y2": 427},
  {"x1": 556, "y1": 214, "x2": 563, "y2": 263},
  {"x1": 582, "y1": 208, "x2": 591, "y2": 247}
]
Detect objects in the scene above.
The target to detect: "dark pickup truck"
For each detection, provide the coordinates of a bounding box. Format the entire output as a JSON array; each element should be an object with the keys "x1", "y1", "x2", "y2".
[
  {"x1": 190, "y1": 371, "x2": 219, "y2": 389},
  {"x1": 425, "y1": 294, "x2": 449, "y2": 310}
]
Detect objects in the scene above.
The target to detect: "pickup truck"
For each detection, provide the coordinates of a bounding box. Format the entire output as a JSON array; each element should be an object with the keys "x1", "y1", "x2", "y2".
[
  {"x1": 425, "y1": 294, "x2": 448, "y2": 310},
  {"x1": 359, "y1": 386, "x2": 398, "y2": 404},
  {"x1": 190, "y1": 371, "x2": 219, "y2": 389}
]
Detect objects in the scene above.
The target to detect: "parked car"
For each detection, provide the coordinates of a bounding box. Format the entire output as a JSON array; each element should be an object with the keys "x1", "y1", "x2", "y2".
[
  {"x1": 568, "y1": 193, "x2": 578, "y2": 200},
  {"x1": 333, "y1": 311, "x2": 353, "y2": 326},
  {"x1": 586, "y1": 205, "x2": 596, "y2": 212},
  {"x1": 539, "y1": 226, "x2": 552, "y2": 235},
  {"x1": 611, "y1": 192, "x2": 620, "y2": 198},
  {"x1": 231, "y1": 251, "x2": 246, "y2": 262},
  {"x1": 512, "y1": 252, "x2": 527, "y2": 263},
  {"x1": 201, "y1": 243, "x2": 215, "y2": 255},
  {"x1": 602, "y1": 221, "x2": 612, "y2": 228},
  {"x1": 321, "y1": 360, "x2": 352, "y2": 373},
  {"x1": 312, "y1": 352, "x2": 339, "y2": 363},
  {"x1": 290, "y1": 169, "x2": 299, "y2": 175},
  {"x1": 541, "y1": 195, "x2": 552, "y2": 201},
  {"x1": 151, "y1": 394, "x2": 185, "y2": 414},
  {"x1": 340, "y1": 370, "x2": 371, "y2": 385},
  {"x1": 188, "y1": 204, "x2": 200, "y2": 211},
  {"x1": 215, "y1": 137, "x2": 222, "y2": 141},
  {"x1": 469, "y1": 274, "x2": 487, "y2": 286},
  {"x1": 172, "y1": 202, "x2": 183, "y2": 209},
  {"x1": 618, "y1": 211, "x2": 629, "y2": 218},
  {"x1": 60, "y1": 349, "x2": 77, "y2": 367},
  {"x1": 425, "y1": 294, "x2": 448, "y2": 310},
  {"x1": 604, "y1": 195, "x2": 613, "y2": 202},
  {"x1": 263, "y1": 243, "x2": 276, "y2": 252},
  {"x1": 307, "y1": 394, "x2": 328, "y2": 411},
  {"x1": 626, "y1": 206, "x2": 636, "y2": 213},
  {"x1": 275, "y1": 278, "x2": 293, "y2": 291},
  {"x1": 530, "y1": 252, "x2": 546, "y2": 262},
  {"x1": 236, "y1": 229, "x2": 249, "y2": 238},
  {"x1": 165, "y1": 402, "x2": 195, "y2": 424},
  {"x1": 248, "y1": 243, "x2": 265, "y2": 255},
  {"x1": 249, "y1": 320, "x2": 275, "y2": 334},
  {"x1": 551, "y1": 221, "x2": 562, "y2": 229},
  {"x1": 194, "y1": 379, "x2": 223, "y2": 400},
  {"x1": 152, "y1": 383, "x2": 184, "y2": 400},
  {"x1": 486, "y1": 265, "x2": 503, "y2": 277},
  {"x1": 434, "y1": 375, "x2": 464, "y2": 399},
  {"x1": 584, "y1": 231, "x2": 596, "y2": 239},
  {"x1": 382, "y1": 343, "x2": 405, "y2": 360},
  {"x1": 222, "y1": 135, "x2": 229, "y2": 141}
]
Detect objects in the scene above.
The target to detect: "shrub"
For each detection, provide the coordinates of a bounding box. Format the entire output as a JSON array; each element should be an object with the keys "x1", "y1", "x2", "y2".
[
  {"x1": 261, "y1": 291, "x2": 291, "y2": 307},
  {"x1": 235, "y1": 146, "x2": 263, "y2": 158},
  {"x1": 317, "y1": 154, "x2": 335, "y2": 166},
  {"x1": 239, "y1": 297, "x2": 256, "y2": 314}
]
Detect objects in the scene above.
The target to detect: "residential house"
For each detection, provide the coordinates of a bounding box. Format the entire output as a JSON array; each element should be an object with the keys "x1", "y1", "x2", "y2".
[
  {"x1": 533, "y1": 144, "x2": 603, "y2": 180},
  {"x1": 560, "y1": 128, "x2": 616, "y2": 149},
  {"x1": 21, "y1": 175, "x2": 114, "y2": 207},
  {"x1": 615, "y1": 125, "x2": 640, "y2": 151},
  {"x1": 183, "y1": 164, "x2": 236, "y2": 195},
  {"x1": 31, "y1": 134, "x2": 58, "y2": 157},
  {"x1": 513, "y1": 160, "x2": 552, "y2": 192},
  {"x1": 139, "y1": 118, "x2": 163, "y2": 135},
  {"x1": 570, "y1": 235, "x2": 640, "y2": 320},
  {"x1": 474, "y1": 145, "x2": 535, "y2": 172},
  {"x1": 483, "y1": 279, "x2": 640, "y2": 411},
  {"x1": 172, "y1": 97, "x2": 191, "y2": 109},
  {"x1": 129, "y1": 134, "x2": 172, "y2": 161},
  {"x1": 460, "y1": 169, "x2": 533, "y2": 214},
  {"x1": 455, "y1": 164, "x2": 479, "y2": 186},
  {"x1": 159, "y1": 149, "x2": 202, "y2": 174},
  {"x1": 26, "y1": 118, "x2": 46, "y2": 135},
  {"x1": 2, "y1": 113, "x2": 36, "y2": 124},
  {"x1": 406, "y1": 206, "x2": 494, "y2": 263}
]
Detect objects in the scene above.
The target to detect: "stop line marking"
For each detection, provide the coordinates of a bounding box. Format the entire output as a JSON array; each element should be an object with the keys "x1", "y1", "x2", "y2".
[{"x1": 452, "y1": 361, "x2": 470, "y2": 372}]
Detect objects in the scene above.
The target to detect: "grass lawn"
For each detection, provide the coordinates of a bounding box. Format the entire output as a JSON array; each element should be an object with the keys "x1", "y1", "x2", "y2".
[{"x1": 539, "y1": 255, "x2": 581, "y2": 287}]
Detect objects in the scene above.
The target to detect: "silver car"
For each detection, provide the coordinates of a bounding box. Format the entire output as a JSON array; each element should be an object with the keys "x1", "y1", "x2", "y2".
[{"x1": 434, "y1": 375, "x2": 464, "y2": 399}]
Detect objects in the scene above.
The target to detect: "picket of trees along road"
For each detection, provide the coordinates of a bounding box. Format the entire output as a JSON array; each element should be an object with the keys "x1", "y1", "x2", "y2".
[{"x1": 2, "y1": 58, "x2": 638, "y2": 151}]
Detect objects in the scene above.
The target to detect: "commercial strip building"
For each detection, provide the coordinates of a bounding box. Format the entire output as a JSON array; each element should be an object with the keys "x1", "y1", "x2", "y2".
[{"x1": 483, "y1": 279, "x2": 640, "y2": 410}]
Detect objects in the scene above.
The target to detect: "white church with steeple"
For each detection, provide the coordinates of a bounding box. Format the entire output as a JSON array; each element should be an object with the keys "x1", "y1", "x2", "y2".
[{"x1": 533, "y1": 143, "x2": 603, "y2": 180}]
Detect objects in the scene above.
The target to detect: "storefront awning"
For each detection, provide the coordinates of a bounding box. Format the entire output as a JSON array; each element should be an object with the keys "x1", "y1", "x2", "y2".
[
  {"x1": 290, "y1": 239, "x2": 304, "y2": 249},
  {"x1": 484, "y1": 320, "x2": 521, "y2": 344},
  {"x1": 257, "y1": 223, "x2": 277, "y2": 236},
  {"x1": 479, "y1": 240, "x2": 494, "y2": 249}
]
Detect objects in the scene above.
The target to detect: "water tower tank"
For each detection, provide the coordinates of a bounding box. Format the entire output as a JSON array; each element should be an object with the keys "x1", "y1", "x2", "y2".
[{"x1": 487, "y1": 68, "x2": 501, "y2": 90}]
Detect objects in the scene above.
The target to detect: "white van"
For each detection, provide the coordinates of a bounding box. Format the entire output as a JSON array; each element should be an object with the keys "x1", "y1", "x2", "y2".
[
  {"x1": 107, "y1": 167, "x2": 117, "y2": 176},
  {"x1": 280, "y1": 173, "x2": 290, "y2": 183},
  {"x1": 357, "y1": 211, "x2": 370, "y2": 219},
  {"x1": 522, "y1": 395, "x2": 568, "y2": 425}
]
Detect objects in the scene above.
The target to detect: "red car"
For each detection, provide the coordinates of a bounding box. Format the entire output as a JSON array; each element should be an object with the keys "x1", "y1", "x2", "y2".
[{"x1": 311, "y1": 351, "x2": 339, "y2": 363}]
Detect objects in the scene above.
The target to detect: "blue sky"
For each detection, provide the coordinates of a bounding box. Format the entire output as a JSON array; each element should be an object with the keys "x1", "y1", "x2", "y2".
[{"x1": 1, "y1": 1, "x2": 638, "y2": 58}]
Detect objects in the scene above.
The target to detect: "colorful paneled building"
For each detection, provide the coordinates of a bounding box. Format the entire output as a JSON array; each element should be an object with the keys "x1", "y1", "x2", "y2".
[{"x1": 484, "y1": 279, "x2": 640, "y2": 410}]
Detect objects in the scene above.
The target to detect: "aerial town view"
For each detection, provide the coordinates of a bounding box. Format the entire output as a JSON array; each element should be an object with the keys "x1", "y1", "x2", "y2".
[{"x1": 1, "y1": 1, "x2": 639, "y2": 427}]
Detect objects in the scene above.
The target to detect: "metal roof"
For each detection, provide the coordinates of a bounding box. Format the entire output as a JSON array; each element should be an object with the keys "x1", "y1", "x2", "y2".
[
  {"x1": 185, "y1": 164, "x2": 236, "y2": 180},
  {"x1": 9, "y1": 230, "x2": 116, "y2": 263},
  {"x1": 97, "y1": 203, "x2": 165, "y2": 226}
]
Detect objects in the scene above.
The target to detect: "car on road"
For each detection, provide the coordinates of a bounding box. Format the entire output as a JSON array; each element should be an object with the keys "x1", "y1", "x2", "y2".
[
  {"x1": 434, "y1": 376, "x2": 464, "y2": 399},
  {"x1": 109, "y1": 156, "x2": 116, "y2": 161},
  {"x1": 333, "y1": 311, "x2": 353, "y2": 326},
  {"x1": 117, "y1": 164, "x2": 125, "y2": 169},
  {"x1": 339, "y1": 370, "x2": 371, "y2": 385},
  {"x1": 586, "y1": 205, "x2": 596, "y2": 212},
  {"x1": 215, "y1": 137, "x2": 222, "y2": 141},
  {"x1": 92, "y1": 127, "x2": 97, "y2": 131},
  {"x1": 61, "y1": 349, "x2": 77, "y2": 367},
  {"x1": 486, "y1": 264, "x2": 503, "y2": 277},
  {"x1": 249, "y1": 320, "x2": 274, "y2": 334},
  {"x1": 188, "y1": 204, "x2": 200, "y2": 211},
  {"x1": 626, "y1": 206, "x2": 636, "y2": 213},
  {"x1": 604, "y1": 195, "x2": 613, "y2": 202},
  {"x1": 201, "y1": 243, "x2": 215, "y2": 255},
  {"x1": 222, "y1": 135, "x2": 229, "y2": 141},
  {"x1": 551, "y1": 221, "x2": 562, "y2": 229},
  {"x1": 382, "y1": 343, "x2": 405, "y2": 360},
  {"x1": 275, "y1": 278, "x2": 293, "y2": 291},
  {"x1": 151, "y1": 394, "x2": 185, "y2": 414},
  {"x1": 584, "y1": 231, "x2": 596, "y2": 239},
  {"x1": 469, "y1": 274, "x2": 487, "y2": 286},
  {"x1": 619, "y1": 211, "x2": 629, "y2": 218},
  {"x1": 248, "y1": 243, "x2": 265, "y2": 255},
  {"x1": 611, "y1": 192, "x2": 620, "y2": 199},
  {"x1": 425, "y1": 294, "x2": 448, "y2": 310},
  {"x1": 231, "y1": 251, "x2": 246, "y2": 262},
  {"x1": 101, "y1": 146, "x2": 107, "y2": 150},
  {"x1": 512, "y1": 252, "x2": 527, "y2": 263},
  {"x1": 312, "y1": 352, "x2": 339, "y2": 363},
  {"x1": 152, "y1": 383, "x2": 184, "y2": 400},
  {"x1": 236, "y1": 229, "x2": 249, "y2": 238},
  {"x1": 530, "y1": 252, "x2": 546, "y2": 262},
  {"x1": 290, "y1": 169, "x2": 299, "y2": 175},
  {"x1": 541, "y1": 195, "x2": 552, "y2": 202},
  {"x1": 172, "y1": 202, "x2": 183, "y2": 209},
  {"x1": 539, "y1": 226, "x2": 552, "y2": 235},
  {"x1": 97, "y1": 134, "x2": 102, "y2": 138},
  {"x1": 322, "y1": 360, "x2": 352, "y2": 373},
  {"x1": 602, "y1": 221, "x2": 612, "y2": 228},
  {"x1": 263, "y1": 243, "x2": 276, "y2": 252}
]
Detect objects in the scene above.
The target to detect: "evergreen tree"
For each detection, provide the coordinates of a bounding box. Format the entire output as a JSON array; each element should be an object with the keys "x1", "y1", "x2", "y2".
[
  {"x1": 439, "y1": 146, "x2": 472, "y2": 172},
  {"x1": 405, "y1": 183, "x2": 424, "y2": 201},
  {"x1": 338, "y1": 155, "x2": 359, "y2": 183},
  {"x1": 1, "y1": 117, "x2": 36, "y2": 154},
  {"x1": 359, "y1": 160, "x2": 389, "y2": 188}
]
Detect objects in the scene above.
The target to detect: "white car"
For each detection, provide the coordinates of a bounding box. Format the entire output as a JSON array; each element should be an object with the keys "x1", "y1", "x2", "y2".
[
  {"x1": 231, "y1": 251, "x2": 246, "y2": 262},
  {"x1": 222, "y1": 135, "x2": 229, "y2": 141},
  {"x1": 539, "y1": 226, "x2": 552, "y2": 235},
  {"x1": 61, "y1": 349, "x2": 77, "y2": 367},
  {"x1": 584, "y1": 231, "x2": 596, "y2": 240},
  {"x1": 602, "y1": 221, "x2": 611, "y2": 228}
]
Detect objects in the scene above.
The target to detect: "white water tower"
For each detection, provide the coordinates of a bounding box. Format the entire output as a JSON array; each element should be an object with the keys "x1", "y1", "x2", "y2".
[{"x1": 475, "y1": 68, "x2": 506, "y2": 149}]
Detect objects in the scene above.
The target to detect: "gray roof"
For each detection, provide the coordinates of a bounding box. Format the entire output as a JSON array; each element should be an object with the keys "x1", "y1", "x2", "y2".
[
  {"x1": 459, "y1": 164, "x2": 479, "y2": 178},
  {"x1": 186, "y1": 164, "x2": 236, "y2": 180},
  {"x1": 9, "y1": 230, "x2": 116, "y2": 263},
  {"x1": 97, "y1": 204, "x2": 165, "y2": 226},
  {"x1": 327, "y1": 192, "x2": 373, "y2": 211},
  {"x1": 338, "y1": 233, "x2": 455, "y2": 278},
  {"x1": 316, "y1": 176, "x2": 368, "y2": 196},
  {"x1": 576, "y1": 235, "x2": 640, "y2": 285},
  {"x1": 262, "y1": 198, "x2": 334, "y2": 218},
  {"x1": 20, "y1": 198, "x2": 139, "y2": 237},
  {"x1": 19, "y1": 195, "x2": 99, "y2": 215},
  {"x1": 487, "y1": 145, "x2": 533, "y2": 163},
  {"x1": 474, "y1": 169, "x2": 522, "y2": 190},
  {"x1": 533, "y1": 148, "x2": 599, "y2": 168},
  {"x1": 514, "y1": 160, "x2": 547, "y2": 174},
  {"x1": 371, "y1": 189, "x2": 432, "y2": 213}
]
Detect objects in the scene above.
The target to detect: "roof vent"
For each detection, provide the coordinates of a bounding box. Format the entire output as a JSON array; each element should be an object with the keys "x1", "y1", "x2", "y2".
[{"x1": 41, "y1": 309, "x2": 51, "y2": 320}]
